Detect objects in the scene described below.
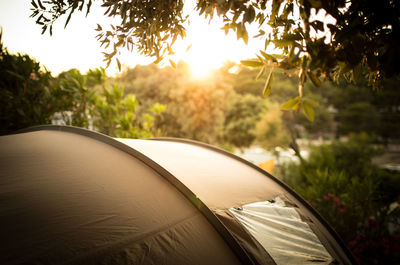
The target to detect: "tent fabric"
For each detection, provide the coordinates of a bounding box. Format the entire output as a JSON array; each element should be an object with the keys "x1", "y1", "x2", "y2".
[
  {"x1": 117, "y1": 138, "x2": 354, "y2": 265},
  {"x1": 117, "y1": 138, "x2": 286, "y2": 210},
  {"x1": 0, "y1": 126, "x2": 357, "y2": 265},
  {"x1": 214, "y1": 209, "x2": 276, "y2": 265},
  {"x1": 229, "y1": 197, "x2": 333, "y2": 265},
  {"x1": 0, "y1": 130, "x2": 242, "y2": 265}
]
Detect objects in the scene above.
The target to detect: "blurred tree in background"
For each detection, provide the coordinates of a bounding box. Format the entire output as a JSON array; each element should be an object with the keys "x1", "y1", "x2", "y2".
[
  {"x1": 0, "y1": 32, "x2": 56, "y2": 134},
  {"x1": 0, "y1": 36, "x2": 164, "y2": 138},
  {"x1": 223, "y1": 93, "x2": 265, "y2": 148}
]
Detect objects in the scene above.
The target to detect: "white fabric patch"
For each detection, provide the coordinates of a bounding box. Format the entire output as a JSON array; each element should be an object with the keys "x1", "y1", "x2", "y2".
[{"x1": 229, "y1": 197, "x2": 334, "y2": 265}]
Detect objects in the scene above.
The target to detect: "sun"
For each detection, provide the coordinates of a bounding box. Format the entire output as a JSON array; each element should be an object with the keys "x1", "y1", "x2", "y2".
[
  {"x1": 169, "y1": 13, "x2": 256, "y2": 80},
  {"x1": 186, "y1": 51, "x2": 221, "y2": 79}
]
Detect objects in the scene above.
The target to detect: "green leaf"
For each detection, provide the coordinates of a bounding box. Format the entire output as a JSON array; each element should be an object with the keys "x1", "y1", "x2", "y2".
[
  {"x1": 169, "y1": 59, "x2": 177, "y2": 69},
  {"x1": 307, "y1": 70, "x2": 322, "y2": 87},
  {"x1": 262, "y1": 68, "x2": 274, "y2": 97},
  {"x1": 256, "y1": 65, "x2": 266, "y2": 80},
  {"x1": 281, "y1": 97, "x2": 300, "y2": 110},
  {"x1": 260, "y1": 50, "x2": 277, "y2": 62},
  {"x1": 303, "y1": 101, "x2": 315, "y2": 122},
  {"x1": 240, "y1": 59, "x2": 263, "y2": 67}
]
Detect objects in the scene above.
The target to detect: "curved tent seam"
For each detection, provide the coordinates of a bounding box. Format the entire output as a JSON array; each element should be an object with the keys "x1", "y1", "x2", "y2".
[{"x1": 15, "y1": 125, "x2": 256, "y2": 265}]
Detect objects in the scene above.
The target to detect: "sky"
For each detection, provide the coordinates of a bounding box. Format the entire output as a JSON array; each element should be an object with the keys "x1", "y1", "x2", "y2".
[{"x1": 0, "y1": 0, "x2": 263, "y2": 77}]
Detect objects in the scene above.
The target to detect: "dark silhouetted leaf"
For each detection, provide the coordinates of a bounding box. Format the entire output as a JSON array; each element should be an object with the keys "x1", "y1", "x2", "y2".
[{"x1": 116, "y1": 58, "x2": 121, "y2": 71}]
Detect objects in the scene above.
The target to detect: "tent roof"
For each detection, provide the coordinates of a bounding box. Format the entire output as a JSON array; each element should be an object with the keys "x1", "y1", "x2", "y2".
[
  {"x1": 0, "y1": 126, "x2": 356, "y2": 265},
  {"x1": 117, "y1": 138, "x2": 286, "y2": 210}
]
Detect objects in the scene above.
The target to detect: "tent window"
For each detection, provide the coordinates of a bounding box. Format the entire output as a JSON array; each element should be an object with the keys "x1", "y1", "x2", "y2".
[{"x1": 229, "y1": 197, "x2": 335, "y2": 265}]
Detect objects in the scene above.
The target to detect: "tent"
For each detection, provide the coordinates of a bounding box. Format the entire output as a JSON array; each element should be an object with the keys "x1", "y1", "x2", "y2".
[{"x1": 0, "y1": 125, "x2": 356, "y2": 265}]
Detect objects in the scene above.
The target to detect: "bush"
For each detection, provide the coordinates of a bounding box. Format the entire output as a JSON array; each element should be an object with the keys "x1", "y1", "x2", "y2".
[{"x1": 278, "y1": 133, "x2": 400, "y2": 265}]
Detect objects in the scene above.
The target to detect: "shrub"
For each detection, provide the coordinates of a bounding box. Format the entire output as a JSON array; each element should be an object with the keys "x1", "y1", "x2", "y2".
[{"x1": 278, "y1": 133, "x2": 400, "y2": 265}]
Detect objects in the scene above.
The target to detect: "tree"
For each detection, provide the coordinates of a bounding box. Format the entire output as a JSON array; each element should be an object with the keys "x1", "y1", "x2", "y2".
[
  {"x1": 0, "y1": 31, "x2": 57, "y2": 134},
  {"x1": 116, "y1": 62, "x2": 229, "y2": 144},
  {"x1": 32, "y1": 0, "x2": 400, "y2": 114},
  {"x1": 223, "y1": 93, "x2": 266, "y2": 148}
]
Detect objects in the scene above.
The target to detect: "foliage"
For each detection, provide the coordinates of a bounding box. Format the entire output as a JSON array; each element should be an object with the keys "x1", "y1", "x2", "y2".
[
  {"x1": 31, "y1": 0, "x2": 400, "y2": 119},
  {"x1": 253, "y1": 101, "x2": 291, "y2": 150},
  {"x1": 336, "y1": 102, "x2": 380, "y2": 136},
  {"x1": 278, "y1": 134, "x2": 400, "y2": 265},
  {"x1": 223, "y1": 93, "x2": 266, "y2": 148},
  {"x1": 54, "y1": 68, "x2": 97, "y2": 127},
  {"x1": 0, "y1": 33, "x2": 56, "y2": 135},
  {"x1": 30, "y1": 0, "x2": 187, "y2": 68},
  {"x1": 116, "y1": 62, "x2": 229, "y2": 144},
  {"x1": 324, "y1": 77, "x2": 400, "y2": 142},
  {"x1": 0, "y1": 36, "x2": 164, "y2": 138},
  {"x1": 92, "y1": 83, "x2": 165, "y2": 138}
]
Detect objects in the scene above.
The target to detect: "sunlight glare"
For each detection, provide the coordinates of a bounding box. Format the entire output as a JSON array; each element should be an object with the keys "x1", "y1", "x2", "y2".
[
  {"x1": 186, "y1": 48, "x2": 223, "y2": 79},
  {"x1": 170, "y1": 9, "x2": 259, "y2": 80}
]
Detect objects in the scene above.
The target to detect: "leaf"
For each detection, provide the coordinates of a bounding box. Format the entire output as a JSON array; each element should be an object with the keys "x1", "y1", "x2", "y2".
[
  {"x1": 186, "y1": 44, "x2": 192, "y2": 52},
  {"x1": 86, "y1": 0, "x2": 92, "y2": 17},
  {"x1": 116, "y1": 58, "x2": 121, "y2": 71},
  {"x1": 240, "y1": 59, "x2": 263, "y2": 67},
  {"x1": 307, "y1": 70, "x2": 322, "y2": 87},
  {"x1": 281, "y1": 97, "x2": 300, "y2": 110},
  {"x1": 303, "y1": 101, "x2": 315, "y2": 122},
  {"x1": 311, "y1": 21, "x2": 324, "y2": 32},
  {"x1": 31, "y1": 0, "x2": 38, "y2": 9},
  {"x1": 262, "y1": 68, "x2": 274, "y2": 97},
  {"x1": 256, "y1": 66, "x2": 266, "y2": 80},
  {"x1": 65, "y1": 9, "x2": 73, "y2": 28},
  {"x1": 260, "y1": 50, "x2": 277, "y2": 62},
  {"x1": 169, "y1": 59, "x2": 177, "y2": 69},
  {"x1": 37, "y1": 0, "x2": 45, "y2": 9},
  {"x1": 41, "y1": 25, "x2": 47, "y2": 34}
]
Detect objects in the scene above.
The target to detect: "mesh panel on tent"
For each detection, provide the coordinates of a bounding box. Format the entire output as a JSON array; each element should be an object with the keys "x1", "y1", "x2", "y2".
[{"x1": 229, "y1": 197, "x2": 334, "y2": 265}]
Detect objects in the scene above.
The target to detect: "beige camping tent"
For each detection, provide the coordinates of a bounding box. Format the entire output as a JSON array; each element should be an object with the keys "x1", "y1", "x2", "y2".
[{"x1": 0, "y1": 125, "x2": 356, "y2": 265}]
